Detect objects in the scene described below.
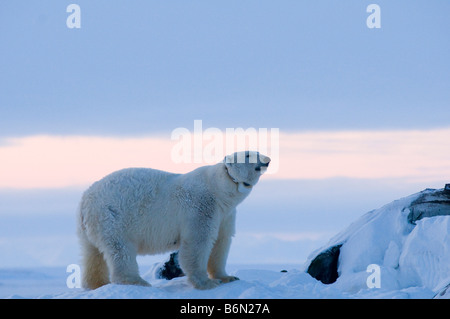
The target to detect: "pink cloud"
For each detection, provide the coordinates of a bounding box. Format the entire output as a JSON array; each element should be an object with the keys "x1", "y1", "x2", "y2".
[{"x1": 0, "y1": 128, "x2": 449, "y2": 189}]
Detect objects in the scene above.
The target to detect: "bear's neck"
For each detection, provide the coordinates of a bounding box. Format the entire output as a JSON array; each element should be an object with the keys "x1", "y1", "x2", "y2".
[{"x1": 219, "y1": 164, "x2": 252, "y2": 202}]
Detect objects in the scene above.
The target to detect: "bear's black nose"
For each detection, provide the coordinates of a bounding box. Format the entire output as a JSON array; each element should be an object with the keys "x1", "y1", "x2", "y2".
[
  {"x1": 255, "y1": 160, "x2": 270, "y2": 171},
  {"x1": 258, "y1": 160, "x2": 270, "y2": 168}
]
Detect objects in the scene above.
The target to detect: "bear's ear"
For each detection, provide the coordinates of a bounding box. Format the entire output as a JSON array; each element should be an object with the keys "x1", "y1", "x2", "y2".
[{"x1": 223, "y1": 154, "x2": 234, "y2": 165}]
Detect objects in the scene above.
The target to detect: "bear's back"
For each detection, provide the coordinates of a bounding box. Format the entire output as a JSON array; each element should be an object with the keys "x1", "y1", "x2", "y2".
[{"x1": 81, "y1": 167, "x2": 179, "y2": 217}]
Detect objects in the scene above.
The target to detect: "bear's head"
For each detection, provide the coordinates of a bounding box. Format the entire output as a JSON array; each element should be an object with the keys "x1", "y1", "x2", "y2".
[{"x1": 223, "y1": 151, "x2": 271, "y2": 193}]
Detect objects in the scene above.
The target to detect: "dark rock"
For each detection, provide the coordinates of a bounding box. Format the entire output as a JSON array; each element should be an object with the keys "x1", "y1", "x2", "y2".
[
  {"x1": 156, "y1": 251, "x2": 184, "y2": 280},
  {"x1": 407, "y1": 187, "x2": 450, "y2": 224},
  {"x1": 307, "y1": 244, "x2": 342, "y2": 284},
  {"x1": 445, "y1": 184, "x2": 450, "y2": 193}
]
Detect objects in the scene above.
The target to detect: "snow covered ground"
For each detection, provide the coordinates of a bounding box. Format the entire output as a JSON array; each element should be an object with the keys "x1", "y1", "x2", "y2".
[
  {"x1": 1, "y1": 185, "x2": 449, "y2": 299},
  {"x1": 0, "y1": 263, "x2": 440, "y2": 299}
]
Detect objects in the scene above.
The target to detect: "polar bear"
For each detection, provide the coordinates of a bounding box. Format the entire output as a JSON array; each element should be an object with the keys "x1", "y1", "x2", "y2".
[{"x1": 77, "y1": 151, "x2": 270, "y2": 290}]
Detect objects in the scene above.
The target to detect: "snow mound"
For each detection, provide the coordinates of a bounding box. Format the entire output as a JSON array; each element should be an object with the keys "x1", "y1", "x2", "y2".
[{"x1": 306, "y1": 187, "x2": 450, "y2": 297}]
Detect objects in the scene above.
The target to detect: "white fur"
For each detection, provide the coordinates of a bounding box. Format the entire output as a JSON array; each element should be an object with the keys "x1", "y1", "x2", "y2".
[{"x1": 77, "y1": 151, "x2": 270, "y2": 290}]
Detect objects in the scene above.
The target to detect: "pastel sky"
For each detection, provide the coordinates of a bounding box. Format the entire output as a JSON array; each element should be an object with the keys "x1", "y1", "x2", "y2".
[
  {"x1": 0, "y1": 1, "x2": 449, "y2": 188},
  {"x1": 1, "y1": 127, "x2": 450, "y2": 189}
]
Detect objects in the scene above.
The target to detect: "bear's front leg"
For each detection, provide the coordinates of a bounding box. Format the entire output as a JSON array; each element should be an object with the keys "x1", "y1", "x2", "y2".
[
  {"x1": 104, "y1": 239, "x2": 150, "y2": 287},
  {"x1": 208, "y1": 235, "x2": 239, "y2": 284},
  {"x1": 207, "y1": 213, "x2": 239, "y2": 284},
  {"x1": 178, "y1": 225, "x2": 222, "y2": 290}
]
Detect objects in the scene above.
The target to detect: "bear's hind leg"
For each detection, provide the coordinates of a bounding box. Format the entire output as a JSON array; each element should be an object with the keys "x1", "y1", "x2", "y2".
[{"x1": 81, "y1": 240, "x2": 110, "y2": 289}]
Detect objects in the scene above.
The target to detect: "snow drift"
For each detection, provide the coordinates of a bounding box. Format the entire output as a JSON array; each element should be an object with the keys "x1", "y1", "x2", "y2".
[{"x1": 306, "y1": 185, "x2": 450, "y2": 298}]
